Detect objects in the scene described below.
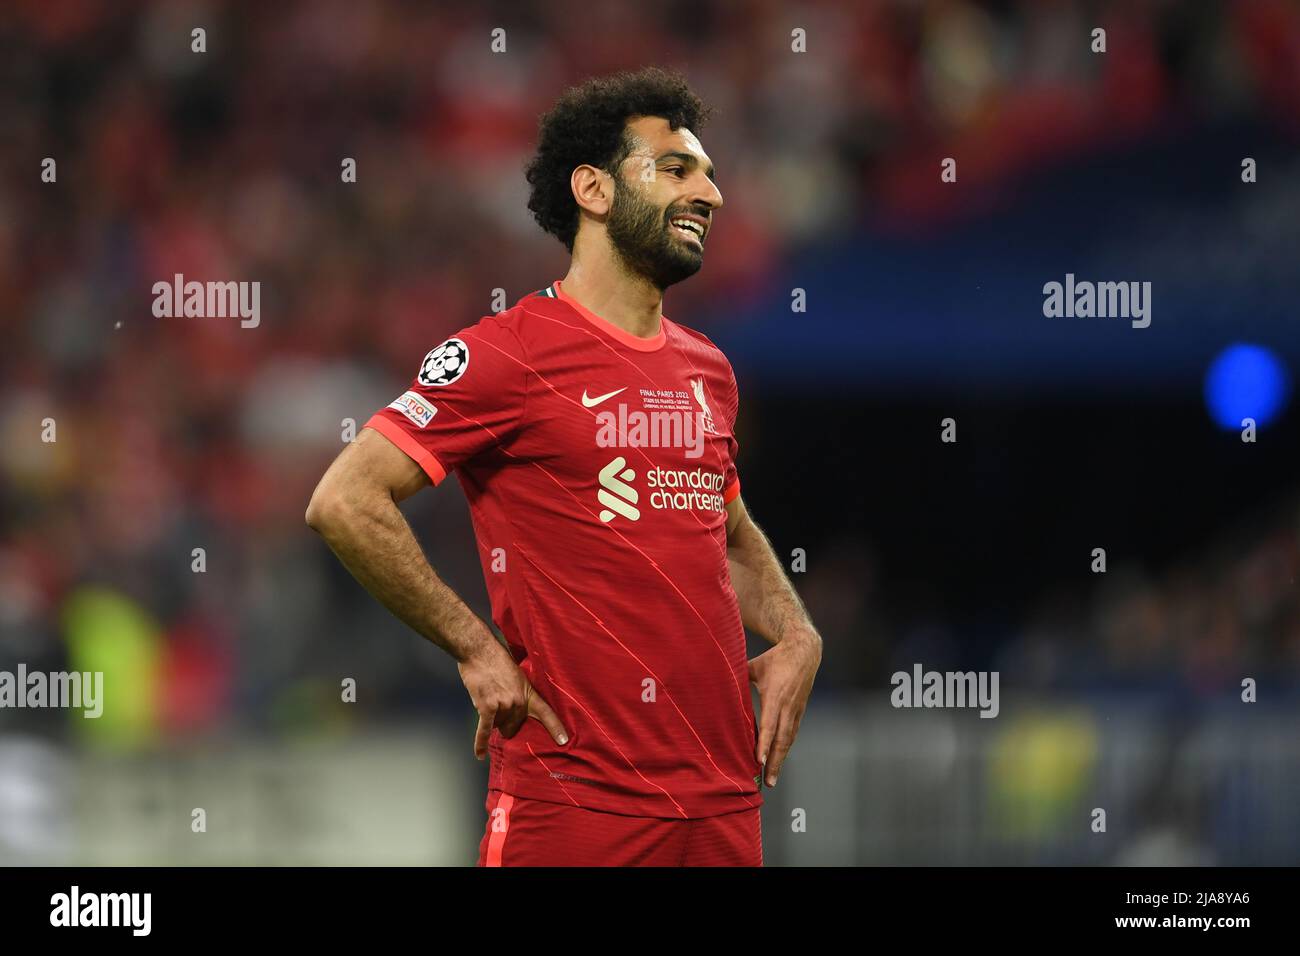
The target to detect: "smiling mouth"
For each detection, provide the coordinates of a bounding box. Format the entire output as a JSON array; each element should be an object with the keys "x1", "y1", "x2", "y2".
[{"x1": 668, "y1": 218, "x2": 705, "y2": 247}]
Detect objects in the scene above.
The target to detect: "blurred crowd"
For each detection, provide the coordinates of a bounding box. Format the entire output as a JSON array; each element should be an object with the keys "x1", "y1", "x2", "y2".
[
  {"x1": 803, "y1": 494, "x2": 1300, "y2": 695},
  {"x1": 1, "y1": 0, "x2": 1298, "y2": 740}
]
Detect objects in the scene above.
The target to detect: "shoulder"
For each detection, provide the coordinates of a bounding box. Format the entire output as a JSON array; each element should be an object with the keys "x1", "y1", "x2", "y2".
[
  {"x1": 415, "y1": 310, "x2": 530, "y2": 389},
  {"x1": 666, "y1": 317, "x2": 737, "y2": 381},
  {"x1": 468, "y1": 287, "x2": 571, "y2": 350},
  {"x1": 449, "y1": 303, "x2": 539, "y2": 359},
  {"x1": 667, "y1": 315, "x2": 722, "y2": 351},
  {"x1": 667, "y1": 316, "x2": 730, "y2": 360}
]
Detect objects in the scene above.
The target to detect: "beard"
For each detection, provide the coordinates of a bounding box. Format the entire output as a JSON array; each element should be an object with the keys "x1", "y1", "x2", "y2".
[{"x1": 605, "y1": 176, "x2": 704, "y2": 291}]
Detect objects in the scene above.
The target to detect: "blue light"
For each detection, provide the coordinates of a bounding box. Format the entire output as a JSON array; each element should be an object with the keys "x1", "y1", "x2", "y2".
[{"x1": 1204, "y1": 343, "x2": 1290, "y2": 430}]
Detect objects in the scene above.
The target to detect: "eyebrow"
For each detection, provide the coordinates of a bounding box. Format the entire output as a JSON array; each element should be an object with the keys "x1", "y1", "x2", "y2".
[{"x1": 657, "y1": 151, "x2": 716, "y2": 182}]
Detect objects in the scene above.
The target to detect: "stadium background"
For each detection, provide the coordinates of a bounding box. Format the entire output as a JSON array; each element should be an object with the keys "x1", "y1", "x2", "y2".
[{"x1": 1, "y1": 0, "x2": 1298, "y2": 864}]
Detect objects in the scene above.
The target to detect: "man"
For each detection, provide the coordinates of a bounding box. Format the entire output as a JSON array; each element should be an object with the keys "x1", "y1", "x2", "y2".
[{"x1": 306, "y1": 67, "x2": 821, "y2": 866}]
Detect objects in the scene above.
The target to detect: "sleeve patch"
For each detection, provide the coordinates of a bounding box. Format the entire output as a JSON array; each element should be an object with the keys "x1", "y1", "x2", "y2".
[
  {"x1": 418, "y1": 338, "x2": 470, "y2": 386},
  {"x1": 388, "y1": 390, "x2": 437, "y2": 428}
]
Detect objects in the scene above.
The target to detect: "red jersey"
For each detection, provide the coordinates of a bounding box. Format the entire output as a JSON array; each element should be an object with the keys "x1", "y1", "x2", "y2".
[{"x1": 364, "y1": 279, "x2": 761, "y2": 818}]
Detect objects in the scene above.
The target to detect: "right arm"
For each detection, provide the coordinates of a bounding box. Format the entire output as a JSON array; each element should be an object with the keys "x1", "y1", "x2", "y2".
[{"x1": 305, "y1": 426, "x2": 568, "y2": 757}]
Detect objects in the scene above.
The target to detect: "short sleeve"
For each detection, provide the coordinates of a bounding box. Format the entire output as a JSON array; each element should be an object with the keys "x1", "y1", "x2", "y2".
[
  {"x1": 722, "y1": 360, "x2": 741, "y2": 504},
  {"x1": 364, "y1": 316, "x2": 528, "y2": 484}
]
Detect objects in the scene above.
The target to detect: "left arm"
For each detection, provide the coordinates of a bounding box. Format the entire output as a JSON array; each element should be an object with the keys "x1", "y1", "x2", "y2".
[{"x1": 726, "y1": 494, "x2": 822, "y2": 787}]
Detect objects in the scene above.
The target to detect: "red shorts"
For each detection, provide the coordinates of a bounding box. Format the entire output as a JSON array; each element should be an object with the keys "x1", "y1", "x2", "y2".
[{"x1": 475, "y1": 789, "x2": 763, "y2": 867}]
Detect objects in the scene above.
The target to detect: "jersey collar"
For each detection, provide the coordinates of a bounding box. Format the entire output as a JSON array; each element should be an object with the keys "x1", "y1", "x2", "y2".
[{"x1": 552, "y1": 280, "x2": 667, "y2": 352}]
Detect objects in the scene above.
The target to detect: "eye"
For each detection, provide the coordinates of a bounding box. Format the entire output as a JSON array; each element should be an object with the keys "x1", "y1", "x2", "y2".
[{"x1": 663, "y1": 165, "x2": 686, "y2": 177}]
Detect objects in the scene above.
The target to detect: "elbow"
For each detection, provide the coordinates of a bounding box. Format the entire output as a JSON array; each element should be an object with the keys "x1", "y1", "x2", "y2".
[
  {"x1": 305, "y1": 483, "x2": 346, "y2": 535},
  {"x1": 307, "y1": 463, "x2": 393, "y2": 537}
]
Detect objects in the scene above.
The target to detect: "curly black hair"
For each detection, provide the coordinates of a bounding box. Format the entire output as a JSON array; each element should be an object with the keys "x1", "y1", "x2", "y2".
[{"x1": 524, "y1": 67, "x2": 712, "y2": 252}]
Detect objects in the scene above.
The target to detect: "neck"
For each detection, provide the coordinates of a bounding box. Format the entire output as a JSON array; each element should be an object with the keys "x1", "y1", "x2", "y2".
[{"x1": 559, "y1": 252, "x2": 664, "y2": 339}]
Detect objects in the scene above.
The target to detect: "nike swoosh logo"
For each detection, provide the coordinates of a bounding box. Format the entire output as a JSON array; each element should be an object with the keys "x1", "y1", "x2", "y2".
[{"x1": 581, "y1": 387, "x2": 627, "y2": 407}]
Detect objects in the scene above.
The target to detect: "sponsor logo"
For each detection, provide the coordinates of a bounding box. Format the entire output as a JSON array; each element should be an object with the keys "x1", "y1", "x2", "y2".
[
  {"x1": 418, "y1": 338, "x2": 469, "y2": 386},
  {"x1": 388, "y1": 390, "x2": 436, "y2": 427},
  {"x1": 647, "y1": 466, "x2": 727, "y2": 512},
  {"x1": 581, "y1": 386, "x2": 627, "y2": 407},
  {"x1": 597, "y1": 457, "x2": 726, "y2": 523},
  {"x1": 598, "y1": 457, "x2": 639, "y2": 522}
]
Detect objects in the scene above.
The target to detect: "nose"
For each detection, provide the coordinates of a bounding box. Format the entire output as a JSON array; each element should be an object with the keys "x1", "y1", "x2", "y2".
[{"x1": 691, "y1": 172, "x2": 723, "y2": 212}]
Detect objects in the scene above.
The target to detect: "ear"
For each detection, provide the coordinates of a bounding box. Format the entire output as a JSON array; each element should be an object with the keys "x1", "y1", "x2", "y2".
[{"x1": 571, "y1": 164, "x2": 614, "y2": 217}]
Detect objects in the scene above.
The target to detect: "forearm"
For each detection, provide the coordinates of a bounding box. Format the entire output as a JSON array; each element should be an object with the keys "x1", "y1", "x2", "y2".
[
  {"x1": 727, "y1": 515, "x2": 819, "y2": 648},
  {"x1": 310, "y1": 491, "x2": 498, "y2": 663}
]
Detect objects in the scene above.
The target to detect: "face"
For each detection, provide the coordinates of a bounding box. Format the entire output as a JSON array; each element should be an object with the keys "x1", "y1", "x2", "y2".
[{"x1": 604, "y1": 116, "x2": 723, "y2": 291}]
